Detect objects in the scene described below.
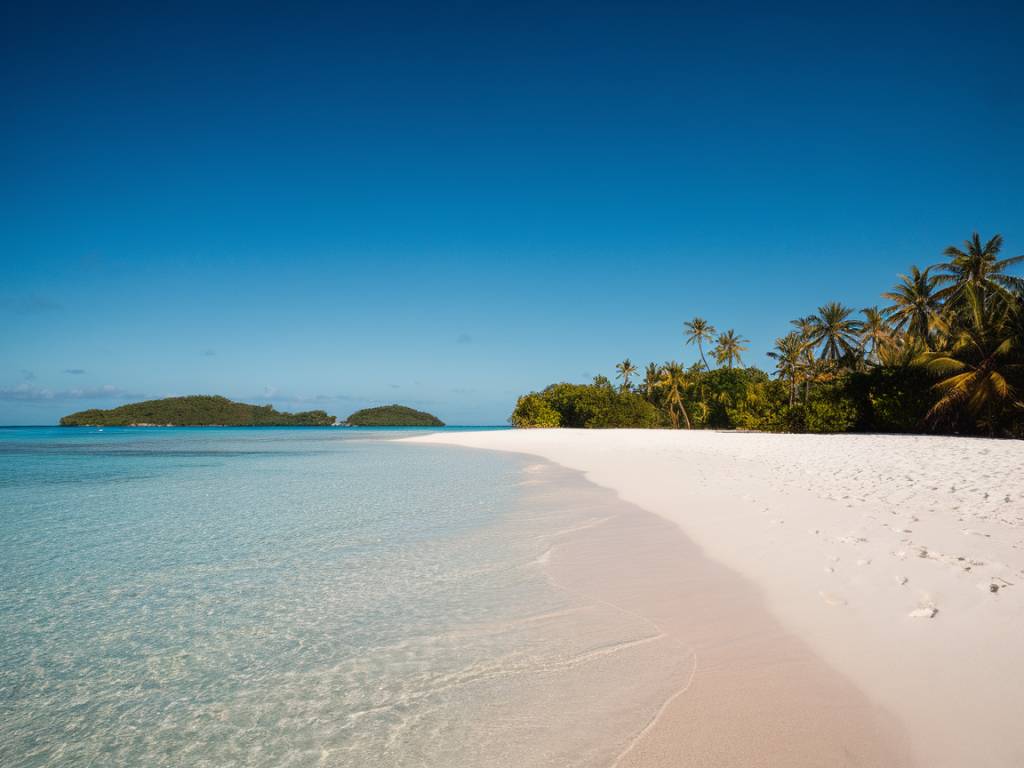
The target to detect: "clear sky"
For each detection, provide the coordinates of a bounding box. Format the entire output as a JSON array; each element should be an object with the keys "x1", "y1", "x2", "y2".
[{"x1": 2, "y1": 1, "x2": 1022, "y2": 425}]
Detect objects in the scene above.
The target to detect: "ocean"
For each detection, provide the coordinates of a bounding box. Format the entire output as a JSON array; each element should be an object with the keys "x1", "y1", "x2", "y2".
[{"x1": 0, "y1": 427, "x2": 689, "y2": 767}]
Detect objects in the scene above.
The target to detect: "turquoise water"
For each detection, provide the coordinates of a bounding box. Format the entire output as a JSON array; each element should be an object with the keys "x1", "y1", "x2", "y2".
[{"x1": 0, "y1": 427, "x2": 686, "y2": 767}]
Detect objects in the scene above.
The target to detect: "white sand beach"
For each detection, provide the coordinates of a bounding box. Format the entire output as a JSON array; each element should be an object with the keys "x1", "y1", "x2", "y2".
[{"x1": 405, "y1": 430, "x2": 1024, "y2": 767}]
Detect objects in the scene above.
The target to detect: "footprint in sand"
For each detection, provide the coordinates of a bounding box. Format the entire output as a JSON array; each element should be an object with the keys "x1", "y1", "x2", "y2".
[
  {"x1": 819, "y1": 591, "x2": 847, "y2": 607},
  {"x1": 962, "y1": 529, "x2": 992, "y2": 538},
  {"x1": 909, "y1": 594, "x2": 938, "y2": 618}
]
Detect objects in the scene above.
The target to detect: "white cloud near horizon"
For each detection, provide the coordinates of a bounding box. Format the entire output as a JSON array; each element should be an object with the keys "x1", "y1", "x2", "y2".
[{"x1": 0, "y1": 383, "x2": 141, "y2": 402}]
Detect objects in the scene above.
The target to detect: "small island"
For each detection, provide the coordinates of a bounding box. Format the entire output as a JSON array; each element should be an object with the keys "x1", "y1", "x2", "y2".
[
  {"x1": 343, "y1": 404, "x2": 444, "y2": 427},
  {"x1": 60, "y1": 395, "x2": 336, "y2": 427}
]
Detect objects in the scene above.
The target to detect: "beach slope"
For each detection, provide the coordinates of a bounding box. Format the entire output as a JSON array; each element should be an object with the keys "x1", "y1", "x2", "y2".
[{"x1": 404, "y1": 430, "x2": 1024, "y2": 767}]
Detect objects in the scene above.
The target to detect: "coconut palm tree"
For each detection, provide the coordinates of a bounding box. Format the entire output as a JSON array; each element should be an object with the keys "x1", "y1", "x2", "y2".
[
  {"x1": 790, "y1": 315, "x2": 819, "y2": 400},
  {"x1": 684, "y1": 317, "x2": 717, "y2": 372},
  {"x1": 916, "y1": 284, "x2": 1023, "y2": 435},
  {"x1": 808, "y1": 302, "x2": 863, "y2": 363},
  {"x1": 657, "y1": 361, "x2": 692, "y2": 429},
  {"x1": 615, "y1": 358, "x2": 638, "y2": 392},
  {"x1": 860, "y1": 306, "x2": 891, "y2": 363},
  {"x1": 767, "y1": 332, "x2": 806, "y2": 405},
  {"x1": 642, "y1": 362, "x2": 661, "y2": 402},
  {"x1": 791, "y1": 315, "x2": 815, "y2": 339},
  {"x1": 876, "y1": 331, "x2": 927, "y2": 368},
  {"x1": 882, "y1": 265, "x2": 941, "y2": 348},
  {"x1": 712, "y1": 330, "x2": 748, "y2": 369},
  {"x1": 933, "y1": 232, "x2": 1024, "y2": 307}
]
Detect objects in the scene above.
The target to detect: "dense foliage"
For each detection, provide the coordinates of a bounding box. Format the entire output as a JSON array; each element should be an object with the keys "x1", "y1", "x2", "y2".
[
  {"x1": 344, "y1": 404, "x2": 444, "y2": 427},
  {"x1": 512, "y1": 232, "x2": 1024, "y2": 437},
  {"x1": 60, "y1": 396, "x2": 335, "y2": 426},
  {"x1": 511, "y1": 378, "x2": 662, "y2": 428}
]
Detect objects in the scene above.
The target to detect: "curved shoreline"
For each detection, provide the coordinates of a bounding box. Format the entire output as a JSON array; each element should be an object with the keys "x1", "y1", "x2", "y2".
[
  {"x1": 418, "y1": 443, "x2": 914, "y2": 766},
  {"x1": 404, "y1": 430, "x2": 1024, "y2": 767}
]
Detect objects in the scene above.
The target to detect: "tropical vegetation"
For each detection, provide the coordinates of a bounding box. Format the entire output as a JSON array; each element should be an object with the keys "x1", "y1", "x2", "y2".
[{"x1": 511, "y1": 232, "x2": 1024, "y2": 438}]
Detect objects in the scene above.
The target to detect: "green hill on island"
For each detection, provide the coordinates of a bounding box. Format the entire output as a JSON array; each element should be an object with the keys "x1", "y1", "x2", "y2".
[
  {"x1": 59, "y1": 396, "x2": 335, "y2": 427},
  {"x1": 344, "y1": 405, "x2": 444, "y2": 427}
]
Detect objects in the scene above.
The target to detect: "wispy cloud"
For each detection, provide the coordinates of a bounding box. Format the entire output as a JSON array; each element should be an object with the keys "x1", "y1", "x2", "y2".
[
  {"x1": 0, "y1": 384, "x2": 141, "y2": 402},
  {"x1": 456, "y1": 333, "x2": 473, "y2": 344},
  {"x1": 252, "y1": 389, "x2": 360, "y2": 405},
  {"x1": 200, "y1": 349, "x2": 216, "y2": 357},
  {"x1": 64, "y1": 368, "x2": 86, "y2": 375},
  {"x1": 1, "y1": 295, "x2": 63, "y2": 314}
]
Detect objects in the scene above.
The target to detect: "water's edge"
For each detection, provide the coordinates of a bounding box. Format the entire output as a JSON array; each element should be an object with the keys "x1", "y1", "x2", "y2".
[{"x1": 411, "y1": 442, "x2": 916, "y2": 767}]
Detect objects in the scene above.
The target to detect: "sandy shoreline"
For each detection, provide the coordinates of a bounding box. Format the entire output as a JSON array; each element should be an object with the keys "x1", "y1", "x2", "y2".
[
  {"x1": 525, "y1": 458, "x2": 909, "y2": 767},
  {"x1": 405, "y1": 430, "x2": 1024, "y2": 767}
]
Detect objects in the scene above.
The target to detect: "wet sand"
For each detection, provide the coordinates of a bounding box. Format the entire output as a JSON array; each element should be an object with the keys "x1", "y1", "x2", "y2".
[
  {"x1": 407, "y1": 429, "x2": 1024, "y2": 766},
  {"x1": 501, "y1": 456, "x2": 911, "y2": 766}
]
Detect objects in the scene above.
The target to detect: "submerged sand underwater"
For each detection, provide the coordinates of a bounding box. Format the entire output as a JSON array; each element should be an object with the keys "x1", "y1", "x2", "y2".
[{"x1": 3, "y1": 427, "x2": 905, "y2": 767}]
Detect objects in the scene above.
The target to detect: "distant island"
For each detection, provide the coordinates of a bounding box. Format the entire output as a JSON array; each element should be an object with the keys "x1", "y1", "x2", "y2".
[
  {"x1": 343, "y1": 405, "x2": 444, "y2": 427},
  {"x1": 59, "y1": 397, "x2": 446, "y2": 428},
  {"x1": 60, "y1": 396, "x2": 335, "y2": 427}
]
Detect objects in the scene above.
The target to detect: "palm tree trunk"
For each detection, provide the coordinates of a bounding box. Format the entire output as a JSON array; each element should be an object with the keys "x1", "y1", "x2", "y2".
[
  {"x1": 680, "y1": 401, "x2": 691, "y2": 429},
  {"x1": 698, "y1": 341, "x2": 711, "y2": 373}
]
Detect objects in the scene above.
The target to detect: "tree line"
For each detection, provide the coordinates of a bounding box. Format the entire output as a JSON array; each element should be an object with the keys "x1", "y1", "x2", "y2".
[{"x1": 511, "y1": 232, "x2": 1024, "y2": 438}]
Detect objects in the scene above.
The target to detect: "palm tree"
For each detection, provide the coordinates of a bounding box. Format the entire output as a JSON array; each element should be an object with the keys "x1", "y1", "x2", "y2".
[
  {"x1": 767, "y1": 332, "x2": 806, "y2": 405},
  {"x1": 657, "y1": 361, "x2": 692, "y2": 429},
  {"x1": 642, "y1": 362, "x2": 661, "y2": 402},
  {"x1": 876, "y1": 331, "x2": 926, "y2": 368},
  {"x1": 791, "y1": 315, "x2": 815, "y2": 339},
  {"x1": 882, "y1": 266, "x2": 941, "y2": 348},
  {"x1": 712, "y1": 330, "x2": 748, "y2": 369},
  {"x1": 684, "y1": 317, "x2": 717, "y2": 372},
  {"x1": 790, "y1": 316, "x2": 818, "y2": 400},
  {"x1": 615, "y1": 358, "x2": 638, "y2": 392},
  {"x1": 916, "y1": 284, "x2": 1023, "y2": 435},
  {"x1": 808, "y1": 302, "x2": 862, "y2": 363},
  {"x1": 933, "y1": 232, "x2": 1024, "y2": 306},
  {"x1": 860, "y1": 306, "x2": 891, "y2": 363}
]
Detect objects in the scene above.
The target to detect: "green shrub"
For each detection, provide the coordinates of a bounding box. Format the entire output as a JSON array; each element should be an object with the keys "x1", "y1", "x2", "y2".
[
  {"x1": 844, "y1": 367, "x2": 935, "y2": 433},
  {"x1": 510, "y1": 394, "x2": 561, "y2": 428},
  {"x1": 510, "y1": 380, "x2": 663, "y2": 429},
  {"x1": 725, "y1": 378, "x2": 790, "y2": 431},
  {"x1": 804, "y1": 389, "x2": 858, "y2": 433},
  {"x1": 697, "y1": 367, "x2": 772, "y2": 428}
]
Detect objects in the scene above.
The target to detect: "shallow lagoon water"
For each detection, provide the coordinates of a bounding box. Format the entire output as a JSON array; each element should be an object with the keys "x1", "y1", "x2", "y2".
[{"x1": 0, "y1": 427, "x2": 686, "y2": 767}]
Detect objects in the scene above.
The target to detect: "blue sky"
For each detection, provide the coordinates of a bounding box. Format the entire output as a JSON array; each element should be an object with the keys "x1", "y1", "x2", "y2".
[{"x1": 2, "y1": 1, "x2": 1023, "y2": 424}]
